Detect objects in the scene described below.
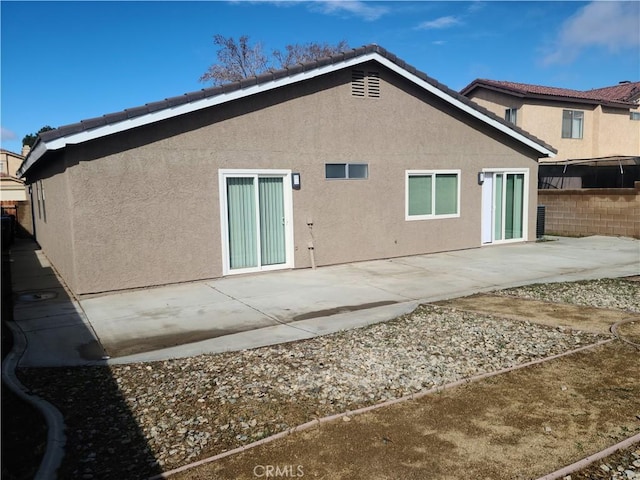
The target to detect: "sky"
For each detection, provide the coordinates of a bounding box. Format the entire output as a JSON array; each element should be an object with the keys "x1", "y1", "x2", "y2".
[{"x1": 1, "y1": 1, "x2": 639, "y2": 155}]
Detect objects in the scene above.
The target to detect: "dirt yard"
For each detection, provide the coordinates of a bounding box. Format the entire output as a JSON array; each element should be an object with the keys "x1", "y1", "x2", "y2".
[
  {"x1": 172, "y1": 340, "x2": 639, "y2": 480},
  {"x1": 168, "y1": 288, "x2": 640, "y2": 480}
]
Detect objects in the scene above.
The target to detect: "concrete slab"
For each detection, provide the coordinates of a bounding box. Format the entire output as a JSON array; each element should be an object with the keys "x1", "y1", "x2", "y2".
[
  {"x1": 18, "y1": 323, "x2": 105, "y2": 367},
  {"x1": 8, "y1": 235, "x2": 640, "y2": 367}
]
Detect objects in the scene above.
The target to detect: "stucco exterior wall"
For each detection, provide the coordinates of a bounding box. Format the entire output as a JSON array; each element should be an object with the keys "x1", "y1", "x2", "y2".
[
  {"x1": 29, "y1": 156, "x2": 78, "y2": 293},
  {"x1": 36, "y1": 64, "x2": 541, "y2": 295},
  {"x1": 0, "y1": 150, "x2": 25, "y2": 177},
  {"x1": 467, "y1": 89, "x2": 640, "y2": 162},
  {"x1": 598, "y1": 106, "x2": 640, "y2": 157}
]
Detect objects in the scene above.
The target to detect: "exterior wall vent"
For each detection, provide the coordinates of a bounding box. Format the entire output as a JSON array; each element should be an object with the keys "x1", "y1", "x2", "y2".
[
  {"x1": 352, "y1": 70, "x2": 380, "y2": 98},
  {"x1": 352, "y1": 70, "x2": 366, "y2": 97},
  {"x1": 367, "y1": 71, "x2": 380, "y2": 98}
]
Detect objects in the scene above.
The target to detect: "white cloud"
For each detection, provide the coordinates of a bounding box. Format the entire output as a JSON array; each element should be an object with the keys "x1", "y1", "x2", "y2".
[
  {"x1": 312, "y1": 1, "x2": 389, "y2": 21},
  {"x1": 1, "y1": 127, "x2": 17, "y2": 142},
  {"x1": 543, "y1": 1, "x2": 640, "y2": 65},
  {"x1": 467, "y1": 1, "x2": 486, "y2": 14},
  {"x1": 232, "y1": 1, "x2": 388, "y2": 21},
  {"x1": 417, "y1": 15, "x2": 462, "y2": 30}
]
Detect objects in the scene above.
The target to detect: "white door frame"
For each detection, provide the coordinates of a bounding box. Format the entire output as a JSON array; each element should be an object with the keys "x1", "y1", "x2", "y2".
[
  {"x1": 481, "y1": 168, "x2": 530, "y2": 245},
  {"x1": 219, "y1": 169, "x2": 295, "y2": 276}
]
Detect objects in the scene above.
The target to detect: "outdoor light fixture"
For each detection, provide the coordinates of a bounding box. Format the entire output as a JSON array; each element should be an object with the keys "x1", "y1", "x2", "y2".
[
  {"x1": 292, "y1": 172, "x2": 301, "y2": 190},
  {"x1": 477, "y1": 172, "x2": 485, "y2": 185}
]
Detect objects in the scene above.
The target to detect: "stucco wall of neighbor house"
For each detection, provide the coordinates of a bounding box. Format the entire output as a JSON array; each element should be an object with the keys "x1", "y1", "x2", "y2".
[
  {"x1": 598, "y1": 106, "x2": 640, "y2": 157},
  {"x1": 29, "y1": 155, "x2": 78, "y2": 293},
  {"x1": 539, "y1": 182, "x2": 640, "y2": 239},
  {"x1": 0, "y1": 150, "x2": 25, "y2": 177},
  {"x1": 467, "y1": 89, "x2": 640, "y2": 163},
  {"x1": 41, "y1": 63, "x2": 542, "y2": 295}
]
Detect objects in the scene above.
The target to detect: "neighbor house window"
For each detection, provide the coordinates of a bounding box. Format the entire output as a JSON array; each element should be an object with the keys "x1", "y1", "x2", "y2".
[
  {"x1": 562, "y1": 110, "x2": 584, "y2": 139},
  {"x1": 406, "y1": 170, "x2": 460, "y2": 220},
  {"x1": 631, "y1": 111, "x2": 640, "y2": 120},
  {"x1": 325, "y1": 163, "x2": 368, "y2": 179},
  {"x1": 505, "y1": 108, "x2": 518, "y2": 125}
]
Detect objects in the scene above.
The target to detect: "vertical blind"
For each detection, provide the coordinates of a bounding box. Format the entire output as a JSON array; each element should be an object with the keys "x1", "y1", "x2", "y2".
[
  {"x1": 407, "y1": 173, "x2": 458, "y2": 216},
  {"x1": 258, "y1": 177, "x2": 286, "y2": 266},
  {"x1": 227, "y1": 176, "x2": 286, "y2": 270},
  {"x1": 505, "y1": 174, "x2": 524, "y2": 240},
  {"x1": 408, "y1": 175, "x2": 432, "y2": 216}
]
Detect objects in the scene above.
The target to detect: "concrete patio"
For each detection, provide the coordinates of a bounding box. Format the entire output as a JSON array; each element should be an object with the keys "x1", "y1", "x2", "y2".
[{"x1": 9, "y1": 235, "x2": 639, "y2": 367}]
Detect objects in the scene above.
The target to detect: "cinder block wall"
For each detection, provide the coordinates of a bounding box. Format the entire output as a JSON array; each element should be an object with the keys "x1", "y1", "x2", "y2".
[{"x1": 538, "y1": 181, "x2": 640, "y2": 239}]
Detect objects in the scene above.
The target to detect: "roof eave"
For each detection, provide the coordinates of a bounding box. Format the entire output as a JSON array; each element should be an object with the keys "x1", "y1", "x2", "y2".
[
  {"x1": 19, "y1": 48, "x2": 555, "y2": 176},
  {"x1": 463, "y1": 81, "x2": 635, "y2": 109}
]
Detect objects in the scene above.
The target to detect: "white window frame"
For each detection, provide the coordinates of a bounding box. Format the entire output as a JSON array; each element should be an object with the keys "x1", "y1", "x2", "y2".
[
  {"x1": 218, "y1": 169, "x2": 295, "y2": 276},
  {"x1": 630, "y1": 111, "x2": 640, "y2": 121},
  {"x1": 405, "y1": 169, "x2": 461, "y2": 221},
  {"x1": 481, "y1": 167, "x2": 530, "y2": 245}
]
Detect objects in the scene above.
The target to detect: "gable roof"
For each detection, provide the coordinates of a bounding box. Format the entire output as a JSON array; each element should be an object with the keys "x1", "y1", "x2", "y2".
[
  {"x1": 18, "y1": 44, "x2": 555, "y2": 177},
  {"x1": 460, "y1": 79, "x2": 640, "y2": 108}
]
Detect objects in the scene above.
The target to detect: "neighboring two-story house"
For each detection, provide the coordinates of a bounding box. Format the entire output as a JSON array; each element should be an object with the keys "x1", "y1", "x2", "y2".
[
  {"x1": 461, "y1": 80, "x2": 640, "y2": 188},
  {"x1": 1, "y1": 148, "x2": 28, "y2": 201},
  {"x1": 1, "y1": 147, "x2": 33, "y2": 235}
]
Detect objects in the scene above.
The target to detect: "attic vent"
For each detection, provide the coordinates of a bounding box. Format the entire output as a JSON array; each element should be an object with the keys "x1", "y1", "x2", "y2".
[
  {"x1": 351, "y1": 70, "x2": 380, "y2": 98},
  {"x1": 352, "y1": 70, "x2": 366, "y2": 97},
  {"x1": 367, "y1": 71, "x2": 380, "y2": 98}
]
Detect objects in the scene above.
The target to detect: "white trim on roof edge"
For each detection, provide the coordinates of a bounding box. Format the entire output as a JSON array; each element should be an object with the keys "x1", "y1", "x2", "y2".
[{"x1": 17, "y1": 52, "x2": 554, "y2": 177}]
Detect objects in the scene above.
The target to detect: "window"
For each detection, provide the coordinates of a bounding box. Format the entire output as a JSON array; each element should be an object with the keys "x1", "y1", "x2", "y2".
[
  {"x1": 505, "y1": 108, "x2": 518, "y2": 125},
  {"x1": 562, "y1": 110, "x2": 584, "y2": 139},
  {"x1": 406, "y1": 170, "x2": 460, "y2": 220},
  {"x1": 325, "y1": 163, "x2": 368, "y2": 180},
  {"x1": 631, "y1": 111, "x2": 640, "y2": 121}
]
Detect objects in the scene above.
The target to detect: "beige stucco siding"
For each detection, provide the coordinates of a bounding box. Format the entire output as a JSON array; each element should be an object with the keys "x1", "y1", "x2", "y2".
[
  {"x1": 598, "y1": 106, "x2": 640, "y2": 157},
  {"x1": 35, "y1": 64, "x2": 541, "y2": 295},
  {"x1": 467, "y1": 89, "x2": 640, "y2": 162},
  {"x1": 29, "y1": 157, "x2": 78, "y2": 293}
]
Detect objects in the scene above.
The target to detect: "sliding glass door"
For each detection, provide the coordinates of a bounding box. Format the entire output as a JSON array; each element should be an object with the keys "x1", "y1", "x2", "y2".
[
  {"x1": 220, "y1": 170, "x2": 293, "y2": 275},
  {"x1": 482, "y1": 170, "x2": 527, "y2": 244}
]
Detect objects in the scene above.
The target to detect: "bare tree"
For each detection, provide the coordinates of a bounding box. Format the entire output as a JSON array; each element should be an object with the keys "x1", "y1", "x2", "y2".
[
  {"x1": 272, "y1": 40, "x2": 349, "y2": 69},
  {"x1": 199, "y1": 35, "x2": 269, "y2": 85},
  {"x1": 200, "y1": 35, "x2": 349, "y2": 85}
]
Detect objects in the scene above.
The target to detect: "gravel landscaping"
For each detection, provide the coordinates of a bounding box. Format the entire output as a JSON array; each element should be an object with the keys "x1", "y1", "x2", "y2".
[
  {"x1": 497, "y1": 277, "x2": 640, "y2": 313},
  {"x1": 16, "y1": 277, "x2": 639, "y2": 479}
]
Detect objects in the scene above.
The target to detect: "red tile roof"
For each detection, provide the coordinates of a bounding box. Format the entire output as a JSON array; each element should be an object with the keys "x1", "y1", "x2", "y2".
[{"x1": 460, "y1": 79, "x2": 640, "y2": 107}]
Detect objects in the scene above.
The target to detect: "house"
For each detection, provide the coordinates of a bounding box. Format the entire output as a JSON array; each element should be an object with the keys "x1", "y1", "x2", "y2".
[
  {"x1": 460, "y1": 79, "x2": 640, "y2": 188},
  {"x1": 1, "y1": 148, "x2": 28, "y2": 202},
  {"x1": 1, "y1": 148, "x2": 33, "y2": 236},
  {"x1": 17, "y1": 45, "x2": 555, "y2": 297}
]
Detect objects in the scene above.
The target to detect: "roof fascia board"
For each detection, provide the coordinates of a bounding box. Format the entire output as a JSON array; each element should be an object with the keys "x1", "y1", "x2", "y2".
[
  {"x1": 57, "y1": 53, "x2": 379, "y2": 146},
  {"x1": 17, "y1": 141, "x2": 46, "y2": 177},
  {"x1": 471, "y1": 82, "x2": 633, "y2": 109},
  {"x1": 21, "y1": 51, "x2": 554, "y2": 175},
  {"x1": 467, "y1": 82, "x2": 527, "y2": 99},
  {"x1": 19, "y1": 53, "x2": 381, "y2": 176},
  {"x1": 373, "y1": 57, "x2": 555, "y2": 157}
]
